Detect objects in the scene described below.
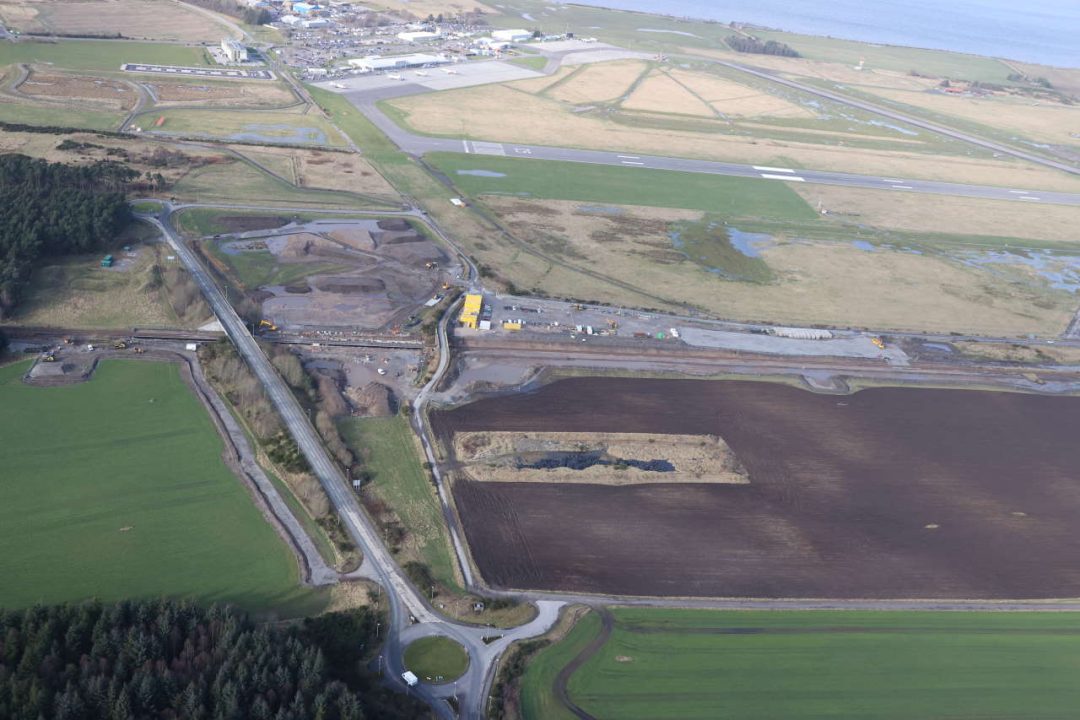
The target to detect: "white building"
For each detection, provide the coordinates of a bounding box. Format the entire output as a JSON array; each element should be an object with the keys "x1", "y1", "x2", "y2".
[
  {"x1": 221, "y1": 38, "x2": 249, "y2": 62},
  {"x1": 491, "y1": 28, "x2": 532, "y2": 43},
  {"x1": 397, "y1": 30, "x2": 440, "y2": 43},
  {"x1": 301, "y1": 17, "x2": 329, "y2": 28},
  {"x1": 347, "y1": 53, "x2": 449, "y2": 72}
]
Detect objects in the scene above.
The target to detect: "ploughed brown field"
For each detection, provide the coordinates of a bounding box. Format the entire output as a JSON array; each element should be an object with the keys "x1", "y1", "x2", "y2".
[{"x1": 434, "y1": 378, "x2": 1080, "y2": 599}]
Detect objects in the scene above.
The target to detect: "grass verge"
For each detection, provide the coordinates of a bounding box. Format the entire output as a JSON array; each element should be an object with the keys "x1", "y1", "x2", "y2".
[{"x1": 339, "y1": 415, "x2": 458, "y2": 589}]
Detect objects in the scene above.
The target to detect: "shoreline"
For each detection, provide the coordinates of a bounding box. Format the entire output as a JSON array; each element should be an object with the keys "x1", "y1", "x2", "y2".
[{"x1": 559, "y1": 1, "x2": 1079, "y2": 70}]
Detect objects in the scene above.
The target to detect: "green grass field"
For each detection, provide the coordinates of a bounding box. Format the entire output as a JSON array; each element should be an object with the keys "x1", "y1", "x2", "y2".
[
  {"x1": 0, "y1": 101, "x2": 122, "y2": 131},
  {"x1": 171, "y1": 158, "x2": 368, "y2": 209},
  {"x1": 339, "y1": 416, "x2": 458, "y2": 589},
  {"x1": 427, "y1": 153, "x2": 817, "y2": 217},
  {"x1": 0, "y1": 39, "x2": 208, "y2": 72},
  {"x1": 0, "y1": 359, "x2": 322, "y2": 615},
  {"x1": 404, "y1": 636, "x2": 469, "y2": 683},
  {"x1": 527, "y1": 609, "x2": 1080, "y2": 720},
  {"x1": 520, "y1": 611, "x2": 603, "y2": 720}
]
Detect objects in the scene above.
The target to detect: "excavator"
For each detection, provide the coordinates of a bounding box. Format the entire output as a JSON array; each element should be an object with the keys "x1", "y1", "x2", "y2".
[
  {"x1": 871, "y1": 337, "x2": 886, "y2": 350},
  {"x1": 257, "y1": 319, "x2": 278, "y2": 333}
]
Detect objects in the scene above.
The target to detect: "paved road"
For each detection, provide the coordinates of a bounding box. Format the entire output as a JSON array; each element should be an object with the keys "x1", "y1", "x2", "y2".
[
  {"x1": 349, "y1": 95, "x2": 1080, "y2": 207},
  {"x1": 148, "y1": 206, "x2": 562, "y2": 720}
]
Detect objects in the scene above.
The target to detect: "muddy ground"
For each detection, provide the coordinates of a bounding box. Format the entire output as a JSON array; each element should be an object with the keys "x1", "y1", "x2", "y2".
[{"x1": 436, "y1": 377, "x2": 1080, "y2": 599}]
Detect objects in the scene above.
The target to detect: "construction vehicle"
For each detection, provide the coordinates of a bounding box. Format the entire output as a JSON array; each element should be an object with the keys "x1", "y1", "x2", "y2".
[
  {"x1": 607, "y1": 319, "x2": 619, "y2": 330},
  {"x1": 133, "y1": 347, "x2": 146, "y2": 354},
  {"x1": 113, "y1": 341, "x2": 127, "y2": 350},
  {"x1": 572, "y1": 303, "x2": 585, "y2": 311},
  {"x1": 42, "y1": 354, "x2": 56, "y2": 362},
  {"x1": 257, "y1": 319, "x2": 278, "y2": 333},
  {"x1": 63, "y1": 337, "x2": 73, "y2": 345},
  {"x1": 101, "y1": 255, "x2": 114, "y2": 268},
  {"x1": 871, "y1": 337, "x2": 886, "y2": 350}
]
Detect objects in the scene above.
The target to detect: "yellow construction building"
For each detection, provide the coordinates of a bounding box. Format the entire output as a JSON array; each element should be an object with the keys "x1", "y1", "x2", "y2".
[{"x1": 459, "y1": 293, "x2": 483, "y2": 329}]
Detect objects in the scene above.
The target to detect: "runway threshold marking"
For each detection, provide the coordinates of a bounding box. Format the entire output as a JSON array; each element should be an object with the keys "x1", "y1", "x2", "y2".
[
  {"x1": 760, "y1": 173, "x2": 805, "y2": 182},
  {"x1": 753, "y1": 165, "x2": 795, "y2": 173}
]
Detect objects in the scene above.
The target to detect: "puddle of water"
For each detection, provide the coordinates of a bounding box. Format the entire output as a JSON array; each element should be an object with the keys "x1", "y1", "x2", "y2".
[
  {"x1": 851, "y1": 240, "x2": 877, "y2": 252},
  {"x1": 228, "y1": 123, "x2": 328, "y2": 145},
  {"x1": 866, "y1": 119, "x2": 920, "y2": 136},
  {"x1": 456, "y1": 169, "x2": 507, "y2": 177},
  {"x1": 728, "y1": 228, "x2": 776, "y2": 258}
]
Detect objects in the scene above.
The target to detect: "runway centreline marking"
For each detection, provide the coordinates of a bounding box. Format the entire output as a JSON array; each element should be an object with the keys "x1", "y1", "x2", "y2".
[
  {"x1": 1010, "y1": 189, "x2": 1029, "y2": 194},
  {"x1": 882, "y1": 178, "x2": 905, "y2": 183},
  {"x1": 760, "y1": 173, "x2": 805, "y2": 181},
  {"x1": 621, "y1": 160, "x2": 645, "y2": 165},
  {"x1": 753, "y1": 165, "x2": 795, "y2": 173},
  {"x1": 1019, "y1": 196, "x2": 1041, "y2": 201},
  {"x1": 617, "y1": 155, "x2": 640, "y2": 159},
  {"x1": 892, "y1": 185, "x2": 914, "y2": 189}
]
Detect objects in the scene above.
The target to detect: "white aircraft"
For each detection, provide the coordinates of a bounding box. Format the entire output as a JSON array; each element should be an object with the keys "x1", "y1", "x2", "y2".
[{"x1": 387, "y1": 73, "x2": 404, "y2": 80}]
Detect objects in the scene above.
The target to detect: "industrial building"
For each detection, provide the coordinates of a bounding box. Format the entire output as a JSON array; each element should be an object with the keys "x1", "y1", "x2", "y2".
[
  {"x1": 397, "y1": 30, "x2": 441, "y2": 43},
  {"x1": 459, "y1": 294, "x2": 483, "y2": 330},
  {"x1": 346, "y1": 53, "x2": 449, "y2": 72},
  {"x1": 491, "y1": 28, "x2": 533, "y2": 43},
  {"x1": 221, "y1": 38, "x2": 248, "y2": 63}
]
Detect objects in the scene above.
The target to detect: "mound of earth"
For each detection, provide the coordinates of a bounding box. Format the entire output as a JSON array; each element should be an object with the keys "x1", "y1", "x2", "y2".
[
  {"x1": 269, "y1": 233, "x2": 336, "y2": 259},
  {"x1": 347, "y1": 382, "x2": 395, "y2": 417},
  {"x1": 376, "y1": 218, "x2": 410, "y2": 231},
  {"x1": 376, "y1": 230, "x2": 425, "y2": 245},
  {"x1": 328, "y1": 228, "x2": 376, "y2": 252}
]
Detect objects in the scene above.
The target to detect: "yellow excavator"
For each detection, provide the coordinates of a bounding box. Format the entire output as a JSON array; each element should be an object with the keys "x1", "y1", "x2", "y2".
[
  {"x1": 871, "y1": 337, "x2": 886, "y2": 350},
  {"x1": 258, "y1": 319, "x2": 278, "y2": 333}
]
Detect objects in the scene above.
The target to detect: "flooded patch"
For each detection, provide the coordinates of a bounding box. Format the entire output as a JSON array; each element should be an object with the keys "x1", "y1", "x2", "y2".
[
  {"x1": 517, "y1": 450, "x2": 675, "y2": 473},
  {"x1": 670, "y1": 222, "x2": 774, "y2": 282},
  {"x1": 228, "y1": 124, "x2": 328, "y2": 145},
  {"x1": 958, "y1": 248, "x2": 1080, "y2": 292},
  {"x1": 851, "y1": 240, "x2": 877, "y2": 252},
  {"x1": 456, "y1": 169, "x2": 507, "y2": 178}
]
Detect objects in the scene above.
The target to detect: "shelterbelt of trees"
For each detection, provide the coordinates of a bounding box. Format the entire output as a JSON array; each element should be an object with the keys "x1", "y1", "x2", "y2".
[
  {"x1": 0, "y1": 154, "x2": 135, "y2": 318},
  {"x1": 0, "y1": 600, "x2": 427, "y2": 720}
]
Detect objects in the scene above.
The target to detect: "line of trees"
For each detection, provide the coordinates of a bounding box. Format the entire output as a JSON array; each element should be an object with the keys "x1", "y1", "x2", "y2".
[
  {"x1": 725, "y1": 35, "x2": 801, "y2": 57},
  {"x1": 183, "y1": 0, "x2": 272, "y2": 25},
  {"x1": 0, "y1": 154, "x2": 136, "y2": 318},
  {"x1": 0, "y1": 599, "x2": 427, "y2": 720}
]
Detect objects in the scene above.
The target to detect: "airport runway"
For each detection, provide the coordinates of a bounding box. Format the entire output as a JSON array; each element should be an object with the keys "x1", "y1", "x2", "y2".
[{"x1": 348, "y1": 93, "x2": 1080, "y2": 206}]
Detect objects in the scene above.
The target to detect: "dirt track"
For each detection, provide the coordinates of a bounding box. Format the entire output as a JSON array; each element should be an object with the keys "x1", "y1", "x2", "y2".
[{"x1": 439, "y1": 377, "x2": 1080, "y2": 599}]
